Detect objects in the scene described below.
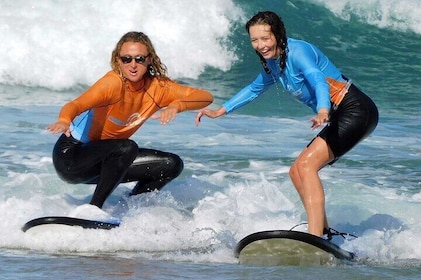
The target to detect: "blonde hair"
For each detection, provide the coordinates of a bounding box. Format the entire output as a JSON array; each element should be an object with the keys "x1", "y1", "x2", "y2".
[{"x1": 110, "y1": 31, "x2": 169, "y2": 80}]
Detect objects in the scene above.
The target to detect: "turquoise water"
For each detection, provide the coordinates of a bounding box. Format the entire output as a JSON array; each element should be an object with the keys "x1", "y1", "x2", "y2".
[{"x1": 1, "y1": 0, "x2": 420, "y2": 279}]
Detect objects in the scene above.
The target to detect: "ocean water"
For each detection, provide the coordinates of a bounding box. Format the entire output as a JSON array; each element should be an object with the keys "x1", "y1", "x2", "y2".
[{"x1": 1, "y1": 0, "x2": 420, "y2": 279}]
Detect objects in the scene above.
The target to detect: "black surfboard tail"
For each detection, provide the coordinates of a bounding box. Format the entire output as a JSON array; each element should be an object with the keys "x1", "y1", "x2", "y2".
[
  {"x1": 22, "y1": 216, "x2": 120, "y2": 232},
  {"x1": 234, "y1": 230, "x2": 355, "y2": 261}
]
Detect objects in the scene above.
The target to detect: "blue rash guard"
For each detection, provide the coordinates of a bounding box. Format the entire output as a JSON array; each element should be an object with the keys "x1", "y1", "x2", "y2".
[{"x1": 223, "y1": 38, "x2": 347, "y2": 114}]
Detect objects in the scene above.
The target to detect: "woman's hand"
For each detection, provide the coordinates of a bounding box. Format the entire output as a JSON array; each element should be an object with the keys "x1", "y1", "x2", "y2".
[
  {"x1": 46, "y1": 121, "x2": 71, "y2": 137},
  {"x1": 310, "y1": 109, "x2": 330, "y2": 130},
  {"x1": 195, "y1": 107, "x2": 226, "y2": 126}
]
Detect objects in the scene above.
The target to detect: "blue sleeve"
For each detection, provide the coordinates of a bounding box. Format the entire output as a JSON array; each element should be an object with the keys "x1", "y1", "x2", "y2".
[
  {"x1": 290, "y1": 42, "x2": 331, "y2": 112},
  {"x1": 222, "y1": 70, "x2": 275, "y2": 114}
]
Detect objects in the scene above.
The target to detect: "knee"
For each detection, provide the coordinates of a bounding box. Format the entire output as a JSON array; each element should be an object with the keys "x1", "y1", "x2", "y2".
[
  {"x1": 117, "y1": 140, "x2": 139, "y2": 162},
  {"x1": 166, "y1": 153, "x2": 184, "y2": 179},
  {"x1": 122, "y1": 140, "x2": 139, "y2": 155},
  {"x1": 289, "y1": 163, "x2": 297, "y2": 180},
  {"x1": 289, "y1": 158, "x2": 312, "y2": 179}
]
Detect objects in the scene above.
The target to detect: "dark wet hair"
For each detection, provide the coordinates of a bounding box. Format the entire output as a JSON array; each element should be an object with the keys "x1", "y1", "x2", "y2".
[{"x1": 246, "y1": 11, "x2": 288, "y2": 74}]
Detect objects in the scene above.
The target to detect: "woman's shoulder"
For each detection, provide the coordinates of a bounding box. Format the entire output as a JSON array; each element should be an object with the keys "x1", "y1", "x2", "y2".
[
  {"x1": 287, "y1": 38, "x2": 320, "y2": 62},
  {"x1": 287, "y1": 38, "x2": 314, "y2": 52}
]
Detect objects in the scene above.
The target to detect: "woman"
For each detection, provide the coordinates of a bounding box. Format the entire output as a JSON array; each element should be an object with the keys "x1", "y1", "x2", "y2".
[
  {"x1": 47, "y1": 31, "x2": 213, "y2": 210},
  {"x1": 196, "y1": 11, "x2": 378, "y2": 237}
]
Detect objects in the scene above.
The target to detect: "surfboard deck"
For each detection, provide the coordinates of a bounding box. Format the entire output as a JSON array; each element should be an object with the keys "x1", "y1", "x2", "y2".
[
  {"x1": 22, "y1": 216, "x2": 120, "y2": 232},
  {"x1": 234, "y1": 230, "x2": 355, "y2": 266}
]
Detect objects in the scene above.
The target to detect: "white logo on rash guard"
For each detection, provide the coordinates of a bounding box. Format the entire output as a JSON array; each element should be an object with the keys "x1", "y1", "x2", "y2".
[{"x1": 108, "y1": 113, "x2": 146, "y2": 127}]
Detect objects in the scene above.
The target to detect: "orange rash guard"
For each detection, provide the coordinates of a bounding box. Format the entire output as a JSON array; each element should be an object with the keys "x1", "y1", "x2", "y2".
[{"x1": 57, "y1": 71, "x2": 213, "y2": 143}]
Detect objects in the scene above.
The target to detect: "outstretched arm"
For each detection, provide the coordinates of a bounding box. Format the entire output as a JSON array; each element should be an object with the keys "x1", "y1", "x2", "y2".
[
  {"x1": 195, "y1": 106, "x2": 226, "y2": 126},
  {"x1": 151, "y1": 80, "x2": 214, "y2": 125}
]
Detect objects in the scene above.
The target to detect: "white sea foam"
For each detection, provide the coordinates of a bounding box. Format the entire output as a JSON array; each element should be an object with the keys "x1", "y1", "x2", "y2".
[
  {"x1": 309, "y1": 0, "x2": 421, "y2": 34},
  {"x1": 0, "y1": 0, "x2": 420, "y2": 269},
  {"x1": 0, "y1": 112, "x2": 419, "y2": 264},
  {"x1": 0, "y1": 0, "x2": 244, "y2": 90}
]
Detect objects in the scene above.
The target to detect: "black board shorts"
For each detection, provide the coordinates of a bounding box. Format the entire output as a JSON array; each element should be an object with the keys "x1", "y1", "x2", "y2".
[{"x1": 314, "y1": 83, "x2": 378, "y2": 163}]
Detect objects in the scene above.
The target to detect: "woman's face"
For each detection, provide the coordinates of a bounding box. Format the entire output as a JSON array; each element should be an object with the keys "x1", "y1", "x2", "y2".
[
  {"x1": 249, "y1": 24, "x2": 280, "y2": 59},
  {"x1": 118, "y1": 42, "x2": 151, "y2": 84}
]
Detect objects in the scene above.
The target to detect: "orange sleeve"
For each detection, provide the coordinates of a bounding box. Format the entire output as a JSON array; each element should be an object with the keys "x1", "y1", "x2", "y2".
[
  {"x1": 153, "y1": 80, "x2": 213, "y2": 112},
  {"x1": 57, "y1": 72, "x2": 123, "y2": 125}
]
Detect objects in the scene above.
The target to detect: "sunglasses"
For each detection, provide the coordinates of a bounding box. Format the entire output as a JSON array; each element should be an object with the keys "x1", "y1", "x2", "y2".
[{"x1": 120, "y1": 55, "x2": 149, "y2": 64}]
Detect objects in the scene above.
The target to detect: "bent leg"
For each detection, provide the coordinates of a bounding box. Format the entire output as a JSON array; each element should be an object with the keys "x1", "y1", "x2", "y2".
[
  {"x1": 53, "y1": 135, "x2": 139, "y2": 208},
  {"x1": 89, "y1": 140, "x2": 139, "y2": 208},
  {"x1": 289, "y1": 136, "x2": 334, "y2": 237},
  {"x1": 122, "y1": 148, "x2": 184, "y2": 195},
  {"x1": 289, "y1": 86, "x2": 378, "y2": 236}
]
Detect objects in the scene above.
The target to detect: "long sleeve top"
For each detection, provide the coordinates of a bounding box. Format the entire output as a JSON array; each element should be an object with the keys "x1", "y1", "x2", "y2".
[
  {"x1": 57, "y1": 71, "x2": 213, "y2": 143},
  {"x1": 223, "y1": 38, "x2": 350, "y2": 114}
]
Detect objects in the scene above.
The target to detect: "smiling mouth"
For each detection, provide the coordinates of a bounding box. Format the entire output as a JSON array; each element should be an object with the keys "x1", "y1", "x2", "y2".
[{"x1": 260, "y1": 49, "x2": 271, "y2": 56}]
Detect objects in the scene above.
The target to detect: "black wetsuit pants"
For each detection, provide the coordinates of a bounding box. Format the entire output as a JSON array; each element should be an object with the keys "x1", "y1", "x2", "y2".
[
  {"x1": 317, "y1": 83, "x2": 379, "y2": 163},
  {"x1": 52, "y1": 134, "x2": 183, "y2": 208}
]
